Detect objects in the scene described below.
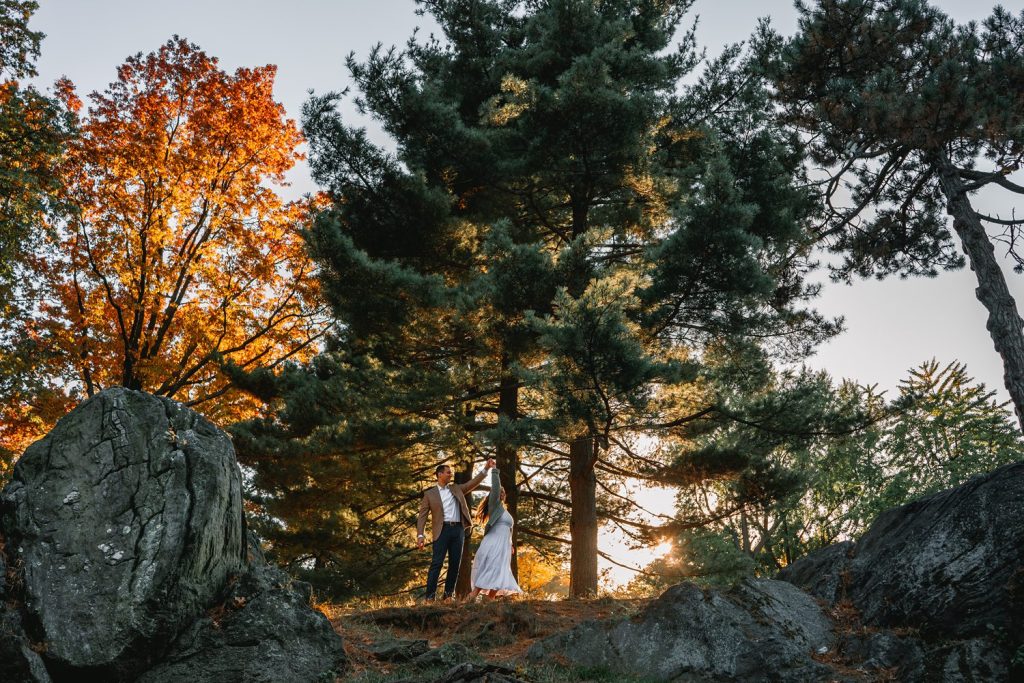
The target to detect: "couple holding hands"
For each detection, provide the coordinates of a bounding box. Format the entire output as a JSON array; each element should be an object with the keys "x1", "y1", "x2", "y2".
[{"x1": 416, "y1": 458, "x2": 521, "y2": 601}]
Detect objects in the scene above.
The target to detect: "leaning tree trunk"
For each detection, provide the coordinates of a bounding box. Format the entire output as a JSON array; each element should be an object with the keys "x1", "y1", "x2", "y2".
[
  {"x1": 497, "y1": 355, "x2": 521, "y2": 578},
  {"x1": 935, "y1": 154, "x2": 1024, "y2": 432},
  {"x1": 569, "y1": 436, "x2": 599, "y2": 598}
]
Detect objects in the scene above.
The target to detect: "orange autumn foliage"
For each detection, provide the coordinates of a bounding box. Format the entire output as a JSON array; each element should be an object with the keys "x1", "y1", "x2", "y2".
[
  {"x1": 515, "y1": 548, "x2": 564, "y2": 593},
  {"x1": 18, "y1": 37, "x2": 327, "y2": 439}
]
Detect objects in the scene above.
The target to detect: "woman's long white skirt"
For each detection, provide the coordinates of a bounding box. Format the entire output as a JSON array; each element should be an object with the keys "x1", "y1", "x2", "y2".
[{"x1": 471, "y1": 511, "x2": 522, "y2": 593}]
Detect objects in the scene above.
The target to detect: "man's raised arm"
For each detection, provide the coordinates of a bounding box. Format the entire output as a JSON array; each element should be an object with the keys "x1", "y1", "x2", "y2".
[{"x1": 460, "y1": 458, "x2": 496, "y2": 494}]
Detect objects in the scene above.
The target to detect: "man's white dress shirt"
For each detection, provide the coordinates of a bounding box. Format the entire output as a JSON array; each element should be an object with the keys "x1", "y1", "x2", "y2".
[{"x1": 437, "y1": 484, "x2": 461, "y2": 523}]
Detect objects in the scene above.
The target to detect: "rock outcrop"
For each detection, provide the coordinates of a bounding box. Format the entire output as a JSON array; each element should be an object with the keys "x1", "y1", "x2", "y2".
[
  {"x1": 136, "y1": 562, "x2": 347, "y2": 683},
  {"x1": 0, "y1": 388, "x2": 245, "y2": 677},
  {"x1": 527, "y1": 578, "x2": 835, "y2": 681},
  {"x1": 528, "y1": 462, "x2": 1024, "y2": 682},
  {"x1": 429, "y1": 663, "x2": 526, "y2": 683},
  {"x1": 0, "y1": 388, "x2": 347, "y2": 683},
  {"x1": 412, "y1": 642, "x2": 477, "y2": 667},
  {"x1": 779, "y1": 460, "x2": 1024, "y2": 681},
  {"x1": 0, "y1": 544, "x2": 51, "y2": 681},
  {"x1": 368, "y1": 638, "x2": 432, "y2": 662},
  {"x1": 0, "y1": 607, "x2": 52, "y2": 683},
  {"x1": 782, "y1": 462, "x2": 1024, "y2": 639}
]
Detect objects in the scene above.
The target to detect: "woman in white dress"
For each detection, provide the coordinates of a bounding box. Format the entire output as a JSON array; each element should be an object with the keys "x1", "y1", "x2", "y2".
[{"x1": 468, "y1": 467, "x2": 521, "y2": 600}]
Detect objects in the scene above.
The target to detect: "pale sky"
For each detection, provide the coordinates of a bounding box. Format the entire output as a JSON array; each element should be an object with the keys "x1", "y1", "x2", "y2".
[{"x1": 27, "y1": 0, "x2": 1023, "y2": 587}]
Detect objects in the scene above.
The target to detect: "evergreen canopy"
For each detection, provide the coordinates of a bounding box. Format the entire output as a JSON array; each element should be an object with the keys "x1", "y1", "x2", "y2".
[{"x1": 234, "y1": 0, "x2": 838, "y2": 597}]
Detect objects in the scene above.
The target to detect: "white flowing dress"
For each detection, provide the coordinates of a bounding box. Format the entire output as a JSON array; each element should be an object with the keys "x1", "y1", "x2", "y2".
[{"x1": 471, "y1": 471, "x2": 522, "y2": 593}]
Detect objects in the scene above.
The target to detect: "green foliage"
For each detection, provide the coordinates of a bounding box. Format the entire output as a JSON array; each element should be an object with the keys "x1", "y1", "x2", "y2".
[
  {"x1": 0, "y1": 0, "x2": 41, "y2": 77},
  {"x1": 627, "y1": 527, "x2": 755, "y2": 593},
  {"x1": 659, "y1": 359, "x2": 1024, "y2": 581},
  {"x1": 528, "y1": 276, "x2": 674, "y2": 440},
  {"x1": 0, "y1": 0, "x2": 70, "y2": 281},
  {"x1": 765, "y1": 1, "x2": 1024, "y2": 430},
  {"x1": 863, "y1": 359, "x2": 1024, "y2": 515},
  {"x1": 227, "y1": 351, "x2": 441, "y2": 597},
  {"x1": 0, "y1": 0, "x2": 75, "y2": 468},
  {"x1": 661, "y1": 353, "x2": 869, "y2": 576}
]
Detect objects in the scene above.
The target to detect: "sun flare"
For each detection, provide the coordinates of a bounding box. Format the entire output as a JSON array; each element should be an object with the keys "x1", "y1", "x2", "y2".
[{"x1": 596, "y1": 485, "x2": 678, "y2": 589}]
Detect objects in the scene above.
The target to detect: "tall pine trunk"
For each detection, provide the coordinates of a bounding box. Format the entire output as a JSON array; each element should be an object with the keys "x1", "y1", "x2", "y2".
[
  {"x1": 569, "y1": 436, "x2": 599, "y2": 597},
  {"x1": 935, "y1": 154, "x2": 1024, "y2": 431},
  {"x1": 567, "y1": 193, "x2": 600, "y2": 597},
  {"x1": 497, "y1": 354, "x2": 520, "y2": 578}
]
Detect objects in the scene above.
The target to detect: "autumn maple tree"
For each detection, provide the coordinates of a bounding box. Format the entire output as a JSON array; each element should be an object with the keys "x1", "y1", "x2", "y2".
[{"x1": 6, "y1": 37, "x2": 326, "y2": 453}]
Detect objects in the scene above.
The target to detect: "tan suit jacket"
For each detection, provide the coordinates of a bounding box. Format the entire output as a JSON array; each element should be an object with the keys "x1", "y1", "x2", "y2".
[{"x1": 417, "y1": 469, "x2": 488, "y2": 542}]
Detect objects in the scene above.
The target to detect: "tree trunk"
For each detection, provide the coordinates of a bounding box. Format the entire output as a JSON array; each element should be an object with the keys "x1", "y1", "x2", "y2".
[
  {"x1": 739, "y1": 508, "x2": 751, "y2": 555},
  {"x1": 454, "y1": 462, "x2": 475, "y2": 598},
  {"x1": 497, "y1": 354, "x2": 520, "y2": 579},
  {"x1": 935, "y1": 155, "x2": 1024, "y2": 431},
  {"x1": 566, "y1": 192, "x2": 600, "y2": 598},
  {"x1": 781, "y1": 515, "x2": 793, "y2": 567},
  {"x1": 569, "y1": 436, "x2": 599, "y2": 598}
]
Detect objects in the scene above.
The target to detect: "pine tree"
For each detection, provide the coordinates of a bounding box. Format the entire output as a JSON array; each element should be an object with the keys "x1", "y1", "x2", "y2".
[
  {"x1": 766, "y1": 0, "x2": 1024, "y2": 428},
  {"x1": 241, "y1": 0, "x2": 836, "y2": 598},
  {"x1": 228, "y1": 351, "x2": 441, "y2": 596},
  {"x1": 295, "y1": 0, "x2": 705, "y2": 596},
  {"x1": 874, "y1": 359, "x2": 1024, "y2": 510}
]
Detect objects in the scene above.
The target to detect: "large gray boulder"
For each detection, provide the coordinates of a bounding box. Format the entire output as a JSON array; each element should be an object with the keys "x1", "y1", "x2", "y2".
[
  {"x1": 782, "y1": 462, "x2": 1024, "y2": 637},
  {"x1": 527, "y1": 578, "x2": 835, "y2": 681},
  {"x1": 0, "y1": 388, "x2": 349, "y2": 682},
  {"x1": 779, "y1": 460, "x2": 1024, "y2": 680},
  {"x1": 0, "y1": 387, "x2": 245, "y2": 677},
  {"x1": 847, "y1": 462, "x2": 1024, "y2": 638},
  {"x1": 838, "y1": 631, "x2": 1009, "y2": 682},
  {"x1": 773, "y1": 540, "x2": 852, "y2": 604}
]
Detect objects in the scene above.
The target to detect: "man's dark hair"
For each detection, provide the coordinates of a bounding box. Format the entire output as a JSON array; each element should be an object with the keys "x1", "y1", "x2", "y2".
[{"x1": 435, "y1": 464, "x2": 450, "y2": 476}]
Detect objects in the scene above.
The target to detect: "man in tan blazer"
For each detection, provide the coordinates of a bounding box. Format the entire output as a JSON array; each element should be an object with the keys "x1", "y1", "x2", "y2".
[{"x1": 417, "y1": 458, "x2": 494, "y2": 600}]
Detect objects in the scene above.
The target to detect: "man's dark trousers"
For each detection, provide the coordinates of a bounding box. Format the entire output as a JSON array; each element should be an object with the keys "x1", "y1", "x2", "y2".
[{"x1": 425, "y1": 523, "x2": 465, "y2": 600}]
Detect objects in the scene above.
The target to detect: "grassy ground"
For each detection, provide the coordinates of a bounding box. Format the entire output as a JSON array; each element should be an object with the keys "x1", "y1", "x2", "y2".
[{"x1": 325, "y1": 596, "x2": 655, "y2": 682}]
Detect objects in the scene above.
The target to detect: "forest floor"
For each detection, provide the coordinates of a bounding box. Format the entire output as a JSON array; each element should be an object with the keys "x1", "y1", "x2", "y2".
[{"x1": 325, "y1": 596, "x2": 652, "y2": 682}]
